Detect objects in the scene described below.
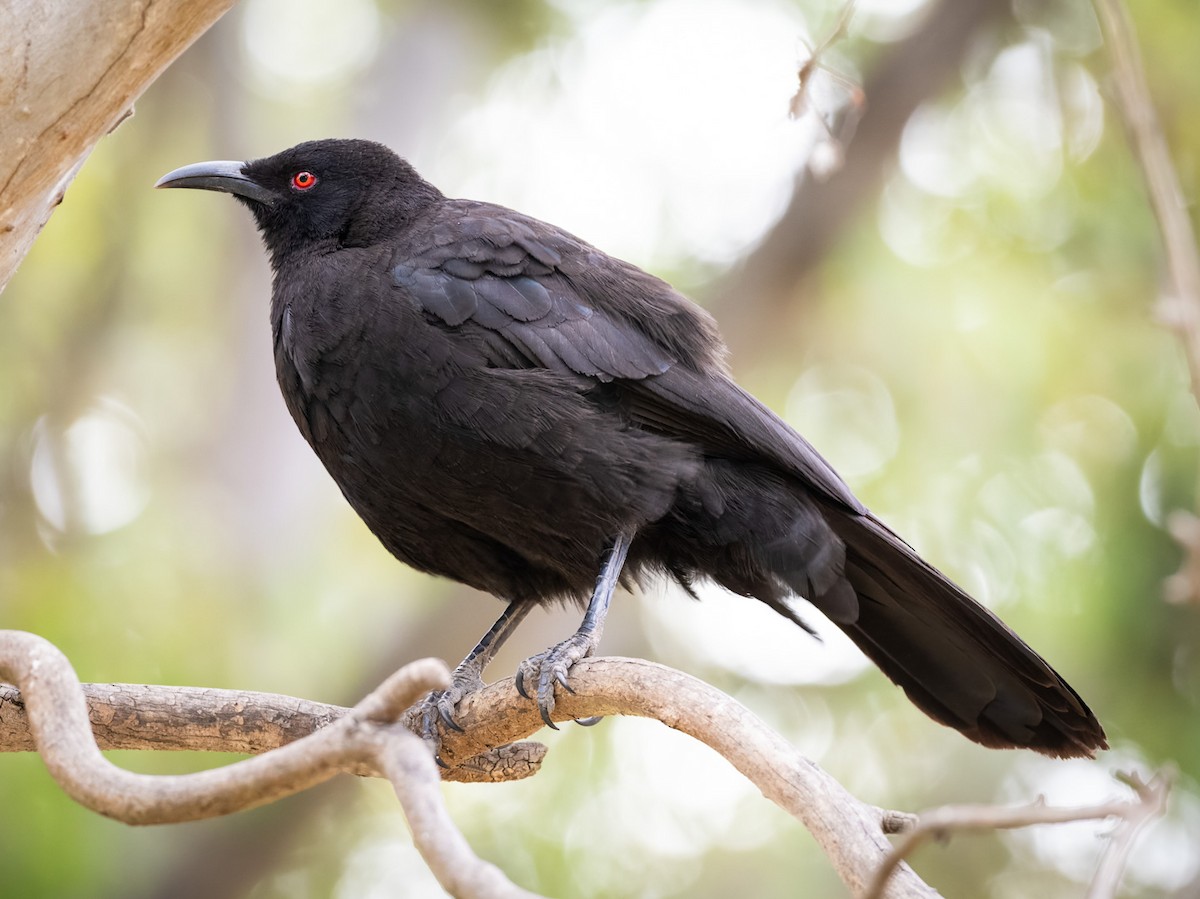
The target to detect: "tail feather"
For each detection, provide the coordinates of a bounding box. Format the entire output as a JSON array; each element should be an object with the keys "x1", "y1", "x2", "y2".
[{"x1": 821, "y1": 511, "x2": 1106, "y2": 758}]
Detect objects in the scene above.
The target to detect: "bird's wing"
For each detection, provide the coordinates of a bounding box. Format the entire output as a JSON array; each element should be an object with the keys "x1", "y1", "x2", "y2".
[
  {"x1": 391, "y1": 203, "x2": 681, "y2": 382},
  {"x1": 625, "y1": 366, "x2": 863, "y2": 512},
  {"x1": 391, "y1": 201, "x2": 858, "y2": 510}
]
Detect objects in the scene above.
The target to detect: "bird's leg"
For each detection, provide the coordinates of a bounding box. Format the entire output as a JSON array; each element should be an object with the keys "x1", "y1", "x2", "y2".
[
  {"x1": 413, "y1": 599, "x2": 532, "y2": 742},
  {"x1": 515, "y1": 530, "x2": 634, "y2": 728}
]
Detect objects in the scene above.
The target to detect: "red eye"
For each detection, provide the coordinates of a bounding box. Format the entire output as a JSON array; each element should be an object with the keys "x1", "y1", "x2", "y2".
[{"x1": 291, "y1": 171, "x2": 317, "y2": 190}]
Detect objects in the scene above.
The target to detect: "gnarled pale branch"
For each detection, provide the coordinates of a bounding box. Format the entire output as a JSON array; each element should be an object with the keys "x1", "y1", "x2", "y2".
[
  {"x1": 0, "y1": 630, "x2": 542, "y2": 899},
  {"x1": 443, "y1": 658, "x2": 938, "y2": 898},
  {"x1": 5, "y1": 631, "x2": 1165, "y2": 899},
  {"x1": 1, "y1": 631, "x2": 937, "y2": 898},
  {"x1": 0, "y1": 678, "x2": 542, "y2": 784}
]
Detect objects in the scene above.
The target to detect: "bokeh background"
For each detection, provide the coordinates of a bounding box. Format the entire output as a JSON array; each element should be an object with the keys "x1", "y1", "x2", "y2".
[{"x1": 3, "y1": 0, "x2": 1200, "y2": 896}]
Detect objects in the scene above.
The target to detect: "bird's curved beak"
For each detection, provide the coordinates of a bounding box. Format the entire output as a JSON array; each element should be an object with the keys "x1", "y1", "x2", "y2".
[{"x1": 155, "y1": 160, "x2": 278, "y2": 207}]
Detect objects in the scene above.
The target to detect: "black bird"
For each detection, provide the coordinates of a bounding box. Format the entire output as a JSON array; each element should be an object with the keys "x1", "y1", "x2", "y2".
[{"x1": 157, "y1": 139, "x2": 1106, "y2": 757}]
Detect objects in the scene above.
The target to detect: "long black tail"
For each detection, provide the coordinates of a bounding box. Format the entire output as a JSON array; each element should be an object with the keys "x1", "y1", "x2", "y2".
[{"x1": 819, "y1": 510, "x2": 1106, "y2": 758}]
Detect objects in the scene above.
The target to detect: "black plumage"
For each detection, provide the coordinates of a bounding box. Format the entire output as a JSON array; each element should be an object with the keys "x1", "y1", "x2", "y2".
[{"x1": 157, "y1": 139, "x2": 1105, "y2": 757}]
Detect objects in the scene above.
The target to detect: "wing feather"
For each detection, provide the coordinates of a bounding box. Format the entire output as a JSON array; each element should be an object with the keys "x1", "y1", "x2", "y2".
[
  {"x1": 390, "y1": 200, "x2": 859, "y2": 510},
  {"x1": 392, "y1": 205, "x2": 675, "y2": 381}
]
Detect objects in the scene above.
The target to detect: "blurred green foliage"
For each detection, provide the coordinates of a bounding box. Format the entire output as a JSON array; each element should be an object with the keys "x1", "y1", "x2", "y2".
[{"x1": 3, "y1": 0, "x2": 1200, "y2": 896}]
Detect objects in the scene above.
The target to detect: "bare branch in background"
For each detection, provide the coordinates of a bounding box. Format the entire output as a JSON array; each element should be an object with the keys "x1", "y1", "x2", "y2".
[
  {"x1": 711, "y1": 0, "x2": 1011, "y2": 350},
  {"x1": 0, "y1": 0, "x2": 235, "y2": 292},
  {"x1": 788, "y1": 0, "x2": 864, "y2": 178},
  {"x1": 1093, "y1": 0, "x2": 1200, "y2": 402},
  {"x1": 1093, "y1": 0, "x2": 1200, "y2": 602},
  {"x1": 862, "y1": 769, "x2": 1173, "y2": 899},
  {"x1": 1085, "y1": 770, "x2": 1176, "y2": 899}
]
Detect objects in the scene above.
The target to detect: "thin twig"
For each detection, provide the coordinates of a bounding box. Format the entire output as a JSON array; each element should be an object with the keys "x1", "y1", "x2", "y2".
[
  {"x1": 789, "y1": 0, "x2": 864, "y2": 176},
  {"x1": 790, "y1": 0, "x2": 858, "y2": 119},
  {"x1": 710, "y1": 0, "x2": 1010, "y2": 352},
  {"x1": 860, "y1": 769, "x2": 1174, "y2": 899},
  {"x1": 1085, "y1": 770, "x2": 1174, "y2": 899}
]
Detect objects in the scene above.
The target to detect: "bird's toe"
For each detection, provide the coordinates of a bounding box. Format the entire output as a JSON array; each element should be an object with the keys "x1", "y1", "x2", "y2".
[{"x1": 514, "y1": 632, "x2": 599, "y2": 729}]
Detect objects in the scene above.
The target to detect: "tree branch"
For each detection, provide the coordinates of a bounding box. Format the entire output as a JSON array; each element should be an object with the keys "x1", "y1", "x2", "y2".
[
  {"x1": 1091, "y1": 0, "x2": 1200, "y2": 606},
  {"x1": 0, "y1": 630, "x2": 541, "y2": 898},
  {"x1": 377, "y1": 737, "x2": 542, "y2": 899},
  {"x1": 1, "y1": 630, "x2": 939, "y2": 898},
  {"x1": 442, "y1": 658, "x2": 936, "y2": 897},
  {"x1": 0, "y1": 0, "x2": 235, "y2": 293},
  {"x1": 861, "y1": 769, "x2": 1173, "y2": 899},
  {"x1": 710, "y1": 0, "x2": 1010, "y2": 349},
  {"x1": 2, "y1": 632, "x2": 1167, "y2": 898},
  {"x1": 1093, "y1": 0, "x2": 1200, "y2": 403},
  {"x1": 1086, "y1": 771, "x2": 1175, "y2": 899},
  {"x1": 0, "y1": 676, "x2": 544, "y2": 784}
]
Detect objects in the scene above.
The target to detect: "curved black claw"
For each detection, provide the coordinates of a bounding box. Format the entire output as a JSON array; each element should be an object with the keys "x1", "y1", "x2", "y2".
[
  {"x1": 514, "y1": 630, "x2": 599, "y2": 729},
  {"x1": 514, "y1": 668, "x2": 532, "y2": 701},
  {"x1": 405, "y1": 687, "x2": 465, "y2": 753},
  {"x1": 513, "y1": 663, "x2": 558, "y2": 729},
  {"x1": 424, "y1": 689, "x2": 467, "y2": 735},
  {"x1": 406, "y1": 665, "x2": 487, "y2": 754}
]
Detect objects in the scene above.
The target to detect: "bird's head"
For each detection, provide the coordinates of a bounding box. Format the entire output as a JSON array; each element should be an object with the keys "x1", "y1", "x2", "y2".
[{"x1": 156, "y1": 139, "x2": 442, "y2": 266}]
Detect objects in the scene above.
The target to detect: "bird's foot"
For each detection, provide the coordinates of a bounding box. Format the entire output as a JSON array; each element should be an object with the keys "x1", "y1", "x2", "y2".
[
  {"x1": 514, "y1": 630, "x2": 599, "y2": 729},
  {"x1": 406, "y1": 660, "x2": 486, "y2": 747}
]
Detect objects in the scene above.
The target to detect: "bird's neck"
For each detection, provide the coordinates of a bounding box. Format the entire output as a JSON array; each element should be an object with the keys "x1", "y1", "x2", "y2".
[{"x1": 341, "y1": 179, "x2": 444, "y2": 250}]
